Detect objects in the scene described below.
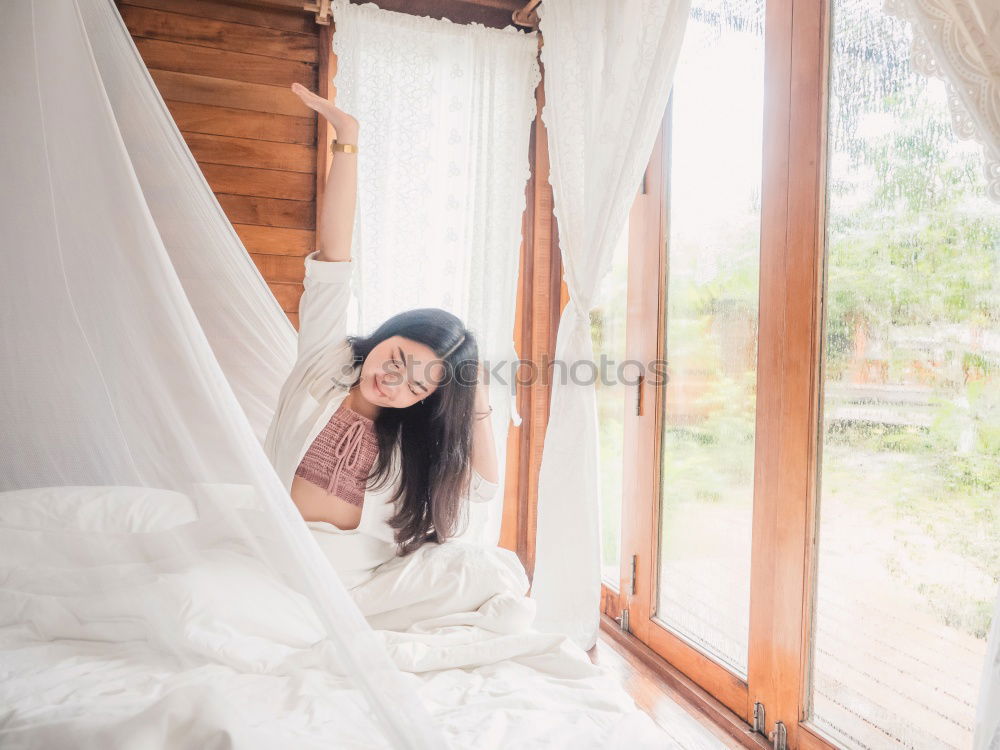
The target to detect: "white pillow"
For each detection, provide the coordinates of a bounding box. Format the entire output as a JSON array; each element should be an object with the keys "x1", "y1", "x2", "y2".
[{"x1": 0, "y1": 485, "x2": 198, "y2": 532}]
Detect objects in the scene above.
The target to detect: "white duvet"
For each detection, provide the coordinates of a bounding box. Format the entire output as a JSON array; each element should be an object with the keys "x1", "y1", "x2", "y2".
[{"x1": 0, "y1": 485, "x2": 680, "y2": 749}]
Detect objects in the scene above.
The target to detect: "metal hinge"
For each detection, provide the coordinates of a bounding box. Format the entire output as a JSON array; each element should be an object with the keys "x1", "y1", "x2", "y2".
[
  {"x1": 770, "y1": 721, "x2": 787, "y2": 750},
  {"x1": 614, "y1": 555, "x2": 638, "y2": 633},
  {"x1": 615, "y1": 608, "x2": 630, "y2": 633},
  {"x1": 753, "y1": 701, "x2": 766, "y2": 734},
  {"x1": 752, "y1": 702, "x2": 787, "y2": 750}
]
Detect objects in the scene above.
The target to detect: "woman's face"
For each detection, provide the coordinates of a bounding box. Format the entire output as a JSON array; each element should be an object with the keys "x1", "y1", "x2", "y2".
[{"x1": 358, "y1": 336, "x2": 447, "y2": 408}]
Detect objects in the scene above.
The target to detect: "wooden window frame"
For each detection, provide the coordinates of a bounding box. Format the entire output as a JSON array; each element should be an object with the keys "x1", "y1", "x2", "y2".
[
  {"x1": 499, "y1": 38, "x2": 565, "y2": 575},
  {"x1": 595, "y1": 1, "x2": 840, "y2": 748}
]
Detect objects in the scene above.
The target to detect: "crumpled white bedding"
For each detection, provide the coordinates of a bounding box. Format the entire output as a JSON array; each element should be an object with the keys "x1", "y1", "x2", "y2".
[{"x1": 0, "y1": 485, "x2": 678, "y2": 749}]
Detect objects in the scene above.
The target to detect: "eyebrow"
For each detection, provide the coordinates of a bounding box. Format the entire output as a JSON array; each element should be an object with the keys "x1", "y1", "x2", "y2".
[{"x1": 397, "y1": 346, "x2": 429, "y2": 392}]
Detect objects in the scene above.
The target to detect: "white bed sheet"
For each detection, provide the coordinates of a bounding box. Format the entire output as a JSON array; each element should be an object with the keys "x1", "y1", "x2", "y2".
[{"x1": 0, "y1": 485, "x2": 682, "y2": 749}]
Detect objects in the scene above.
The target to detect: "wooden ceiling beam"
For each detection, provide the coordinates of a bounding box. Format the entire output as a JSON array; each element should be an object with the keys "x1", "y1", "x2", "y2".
[{"x1": 225, "y1": 0, "x2": 539, "y2": 31}]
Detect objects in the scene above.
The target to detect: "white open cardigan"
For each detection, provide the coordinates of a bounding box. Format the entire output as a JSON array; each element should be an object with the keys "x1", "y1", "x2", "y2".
[{"x1": 263, "y1": 250, "x2": 499, "y2": 581}]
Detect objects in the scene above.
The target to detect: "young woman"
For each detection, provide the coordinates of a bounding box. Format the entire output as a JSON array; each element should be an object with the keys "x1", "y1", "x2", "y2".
[{"x1": 263, "y1": 82, "x2": 501, "y2": 588}]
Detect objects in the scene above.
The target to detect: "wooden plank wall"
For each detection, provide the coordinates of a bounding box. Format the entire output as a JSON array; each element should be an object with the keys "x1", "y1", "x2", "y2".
[{"x1": 117, "y1": 0, "x2": 321, "y2": 328}]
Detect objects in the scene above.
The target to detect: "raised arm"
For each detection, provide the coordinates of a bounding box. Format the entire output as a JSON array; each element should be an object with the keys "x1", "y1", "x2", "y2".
[
  {"x1": 291, "y1": 82, "x2": 359, "y2": 263},
  {"x1": 471, "y1": 366, "x2": 499, "y2": 484}
]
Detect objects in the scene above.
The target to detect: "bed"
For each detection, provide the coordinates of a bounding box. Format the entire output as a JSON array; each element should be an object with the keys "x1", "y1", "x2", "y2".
[{"x1": 0, "y1": 485, "x2": 680, "y2": 749}]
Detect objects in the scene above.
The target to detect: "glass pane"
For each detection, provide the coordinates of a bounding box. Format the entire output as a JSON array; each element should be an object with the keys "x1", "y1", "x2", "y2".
[
  {"x1": 656, "y1": 0, "x2": 764, "y2": 676},
  {"x1": 810, "y1": 1, "x2": 1000, "y2": 747},
  {"x1": 592, "y1": 223, "x2": 631, "y2": 584}
]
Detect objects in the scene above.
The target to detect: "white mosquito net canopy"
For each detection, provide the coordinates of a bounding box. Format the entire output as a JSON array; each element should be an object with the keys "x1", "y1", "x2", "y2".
[{"x1": 0, "y1": 0, "x2": 445, "y2": 746}]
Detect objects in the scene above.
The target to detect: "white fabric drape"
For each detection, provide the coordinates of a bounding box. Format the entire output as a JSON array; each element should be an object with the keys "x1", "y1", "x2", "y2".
[
  {"x1": 530, "y1": 0, "x2": 691, "y2": 650},
  {"x1": 975, "y1": 583, "x2": 1000, "y2": 750},
  {"x1": 880, "y1": 1, "x2": 1000, "y2": 745},
  {"x1": 1, "y1": 0, "x2": 445, "y2": 746},
  {"x1": 884, "y1": 0, "x2": 1000, "y2": 203},
  {"x1": 328, "y1": 0, "x2": 540, "y2": 545}
]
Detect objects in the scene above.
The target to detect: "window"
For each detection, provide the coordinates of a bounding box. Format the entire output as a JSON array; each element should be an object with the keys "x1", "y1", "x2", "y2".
[
  {"x1": 810, "y1": 0, "x2": 1000, "y2": 746},
  {"x1": 592, "y1": 224, "x2": 631, "y2": 584},
  {"x1": 656, "y1": 0, "x2": 764, "y2": 677},
  {"x1": 595, "y1": 0, "x2": 999, "y2": 746}
]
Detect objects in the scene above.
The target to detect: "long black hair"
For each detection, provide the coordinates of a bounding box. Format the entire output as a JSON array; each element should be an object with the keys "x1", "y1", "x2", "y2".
[{"x1": 345, "y1": 308, "x2": 480, "y2": 556}]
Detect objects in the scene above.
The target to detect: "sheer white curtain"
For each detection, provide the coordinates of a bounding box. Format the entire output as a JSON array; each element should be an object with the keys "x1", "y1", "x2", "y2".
[
  {"x1": 1, "y1": 0, "x2": 444, "y2": 745},
  {"x1": 976, "y1": 591, "x2": 1000, "y2": 750},
  {"x1": 881, "y1": 1, "x2": 1000, "y2": 745},
  {"x1": 328, "y1": 0, "x2": 541, "y2": 546},
  {"x1": 530, "y1": 0, "x2": 691, "y2": 651}
]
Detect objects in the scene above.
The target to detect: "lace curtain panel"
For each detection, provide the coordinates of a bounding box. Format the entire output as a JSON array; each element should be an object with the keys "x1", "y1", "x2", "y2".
[
  {"x1": 328, "y1": 0, "x2": 541, "y2": 546},
  {"x1": 529, "y1": 0, "x2": 692, "y2": 651},
  {"x1": 884, "y1": 0, "x2": 1000, "y2": 202}
]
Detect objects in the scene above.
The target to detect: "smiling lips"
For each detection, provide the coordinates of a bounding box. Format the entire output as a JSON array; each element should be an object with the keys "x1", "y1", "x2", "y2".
[{"x1": 374, "y1": 376, "x2": 387, "y2": 398}]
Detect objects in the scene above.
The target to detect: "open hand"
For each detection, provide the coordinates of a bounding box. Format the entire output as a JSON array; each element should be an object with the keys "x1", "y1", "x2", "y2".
[{"x1": 290, "y1": 82, "x2": 359, "y2": 140}]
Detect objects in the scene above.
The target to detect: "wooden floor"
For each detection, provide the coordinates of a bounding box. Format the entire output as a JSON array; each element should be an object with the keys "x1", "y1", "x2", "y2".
[{"x1": 587, "y1": 620, "x2": 763, "y2": 750}]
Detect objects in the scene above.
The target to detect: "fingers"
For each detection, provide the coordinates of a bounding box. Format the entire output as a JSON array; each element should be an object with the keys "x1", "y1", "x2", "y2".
[
  {"x1": 291, "y1": 82, "x2": 326, "y2": 104},
  {"x1": 291, "y1": 82, "x2": 340, "y2": 114},
  {"x1": 290, "y1": 83, "x2": 329, "y2": 118},
  {"x1": 295, "y1": 83, "x2": 335, "y2": 103},
  {"x1": 290, "y1": 82, "x2": 355, "y2": 132}
]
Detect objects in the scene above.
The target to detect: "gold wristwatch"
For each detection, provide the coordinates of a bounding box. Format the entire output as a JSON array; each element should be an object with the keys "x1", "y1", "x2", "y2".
[{"x1": 330, "y1": 138, "x2": 358, "y2": 154}]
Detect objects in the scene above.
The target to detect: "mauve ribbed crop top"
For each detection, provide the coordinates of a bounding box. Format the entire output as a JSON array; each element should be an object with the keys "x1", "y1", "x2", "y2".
[{"x1": 294, "y1": 401, "x2": 379, "y2": 507}]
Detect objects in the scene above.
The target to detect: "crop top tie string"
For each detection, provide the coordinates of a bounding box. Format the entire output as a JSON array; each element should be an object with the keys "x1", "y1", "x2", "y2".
[{"x1": 327, "y1": 417, "x2": 367, "y2": 496}]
